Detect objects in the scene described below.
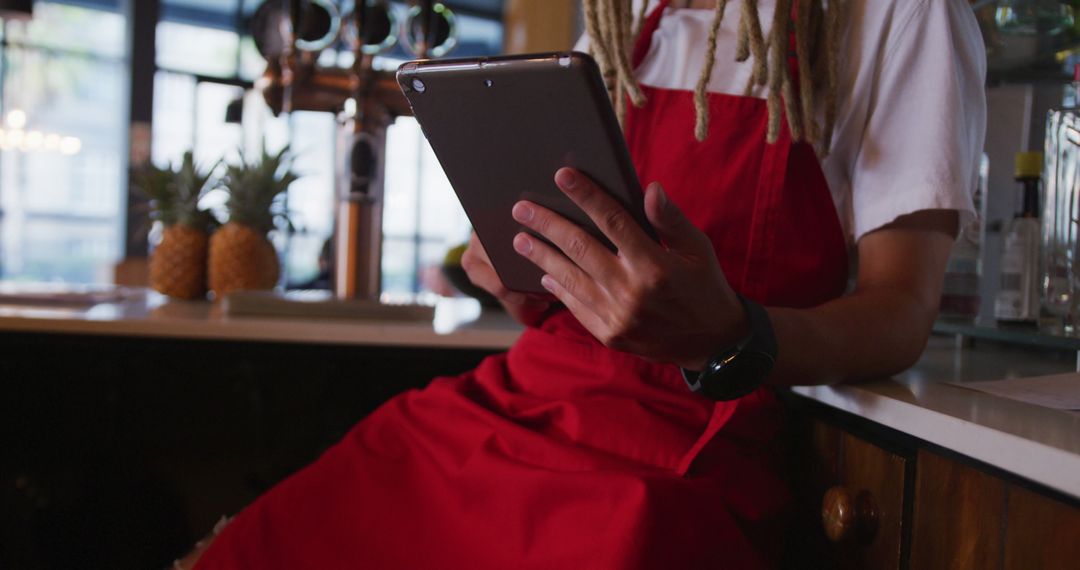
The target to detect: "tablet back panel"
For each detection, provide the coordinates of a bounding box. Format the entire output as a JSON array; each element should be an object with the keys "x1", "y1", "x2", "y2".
[{"x1": 397, "y1": 52, "x2": 654, "y2": 294}]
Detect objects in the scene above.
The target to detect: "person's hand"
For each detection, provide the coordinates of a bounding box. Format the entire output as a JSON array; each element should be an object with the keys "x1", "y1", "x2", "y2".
[
  {"x1": 510, "y1": 167, "x2": 747, "y2": 369},
  {"x1": 460, "y1": 231, "x2": 553, "y2": 327}
]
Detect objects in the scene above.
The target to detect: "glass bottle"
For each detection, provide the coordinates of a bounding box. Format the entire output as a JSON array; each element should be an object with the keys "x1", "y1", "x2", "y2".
[
  {"x1": 995, "y1": 152, "x2": 1043, "y2": 323},
  {"x1": 1042, "y1": 111, "x2": 1080, "y2": 333},
  {"x1": 940, "y1": 155, "x2": 986, "y2": 321}
]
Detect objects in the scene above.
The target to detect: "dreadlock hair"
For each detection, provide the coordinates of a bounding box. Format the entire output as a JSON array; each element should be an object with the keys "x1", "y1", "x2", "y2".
[{"x1": 585, "y1": 0, "x2": 847, "y2": 155}]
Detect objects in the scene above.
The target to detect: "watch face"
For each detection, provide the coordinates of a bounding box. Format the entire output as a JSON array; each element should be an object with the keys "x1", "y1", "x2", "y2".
[{"x1": 701, "y1": 351, "x2": 774, "y2": 401}]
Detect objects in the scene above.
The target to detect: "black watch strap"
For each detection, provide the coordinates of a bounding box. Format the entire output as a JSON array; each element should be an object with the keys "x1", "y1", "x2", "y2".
[
  {"x1": 740, "y1": 294, "x2": 777, "y2": 358},
  {"x1": 682, "y1": 294, "x2": 777, "y2": 400}
]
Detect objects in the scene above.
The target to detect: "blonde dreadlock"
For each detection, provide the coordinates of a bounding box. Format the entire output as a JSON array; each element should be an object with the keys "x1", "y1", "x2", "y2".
[{"x1": 585, "y1": 0, "x2": 847, "y2": 155}]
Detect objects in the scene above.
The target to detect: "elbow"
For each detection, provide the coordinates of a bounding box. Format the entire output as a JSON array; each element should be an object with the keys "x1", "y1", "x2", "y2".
[{"x1": 887, "y1": 300, "x2": 937, "y2": 377}]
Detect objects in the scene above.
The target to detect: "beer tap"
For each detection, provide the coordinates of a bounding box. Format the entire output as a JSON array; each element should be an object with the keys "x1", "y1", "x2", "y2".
[{"x1": 252, "y1": 0, "x2": 455, "y2": 301}]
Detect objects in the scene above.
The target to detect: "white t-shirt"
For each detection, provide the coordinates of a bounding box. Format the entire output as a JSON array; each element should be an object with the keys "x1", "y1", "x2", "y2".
[{"x1": 578, "y1": 0, "x2": 986, "y2": 244}]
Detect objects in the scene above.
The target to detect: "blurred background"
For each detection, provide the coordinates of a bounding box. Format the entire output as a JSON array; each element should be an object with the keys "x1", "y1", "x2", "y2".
[
  {"x1": 0, "y1": 0, "x2": 521, "y2": 296},
  {"x1": 3, "y1": 0, "x2": 1080, "y2": 568}
]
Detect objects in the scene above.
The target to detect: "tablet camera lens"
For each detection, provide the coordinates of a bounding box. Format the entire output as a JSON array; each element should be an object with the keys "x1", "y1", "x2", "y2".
[
  {"x1": 484, "y1": 79, "x2": 493, "y2": 88},
  {"x1": 411, "y1": 78, "x2": 426, "y2": 93}
]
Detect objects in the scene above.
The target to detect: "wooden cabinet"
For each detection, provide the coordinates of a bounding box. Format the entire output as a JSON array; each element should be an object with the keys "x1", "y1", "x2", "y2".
[
  {"x1": 1004, "y1": 484, "x2": 1080, "y2": 569},
  {"x1": 910, "y1": 450, "x2": 1006, "y2": 570},
  {"x1": 788, "y1": 420, "x2": 908, "y2": 569},
  {"x1": 834, "y1": 434, "x2": 908, "y2": 569},
  {"x1": 790, "y1": 406, "x2": 1080, "y2": 569}
]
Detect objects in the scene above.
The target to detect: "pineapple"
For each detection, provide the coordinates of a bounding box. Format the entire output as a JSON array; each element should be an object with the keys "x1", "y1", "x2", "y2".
[
  {"x1": 208, "y1": 147, "x2": 298, "y2": 298},
  {"x1": 135, "y1": 152, "x2": 217, "y2": 300}
]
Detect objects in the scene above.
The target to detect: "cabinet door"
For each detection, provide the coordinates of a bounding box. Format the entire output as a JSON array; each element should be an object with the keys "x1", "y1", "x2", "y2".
[
  {"x1": 785, "y1": 418, "x2": 842, "y2": 566},
  {"x1": 831, "y1": 433, "x2": 908, "y2": 570},
  {"x1": 1004, "y1": 485, "x2": 1080, "y2": 570},
  {"x1": 910, "y1": 450, "x2": 1006, "y2": 570},
  {"x1": 786, "y1": 419, "x2": 908, "y2": 569}
]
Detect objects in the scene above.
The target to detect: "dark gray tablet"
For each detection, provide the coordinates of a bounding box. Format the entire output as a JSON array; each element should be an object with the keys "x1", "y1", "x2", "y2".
[{"x1": 397, "y1": 51, "x2": 656, "y2": 294}]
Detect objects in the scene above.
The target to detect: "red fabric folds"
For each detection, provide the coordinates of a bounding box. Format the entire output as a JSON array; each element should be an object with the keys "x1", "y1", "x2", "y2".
[{"x1": 195, "y1": 1, "x2": 847, "y2": 567}]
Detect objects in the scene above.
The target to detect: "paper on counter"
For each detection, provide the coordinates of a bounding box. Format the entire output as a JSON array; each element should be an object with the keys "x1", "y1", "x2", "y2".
[
  {"x1": 0, "y1": 283, "x2": 136, "y2": 307},
  {"x1": 949, "y1": 373, "x2": 1080, "y2": 411}
]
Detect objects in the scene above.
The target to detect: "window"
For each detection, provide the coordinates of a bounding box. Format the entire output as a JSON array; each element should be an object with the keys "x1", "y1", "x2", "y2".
[
  {"x1": 153, "y1": 0, "x2": 503, "y2": 295},
  {"x1": 382, "y1": 116, "x2": 472, "y2": 294},
  {"x1": 0, "y1": 1, "x2": 128, "y2": 283},
  {"x1": 0, "y1": 0, "x2": 504, "y2": 291}
]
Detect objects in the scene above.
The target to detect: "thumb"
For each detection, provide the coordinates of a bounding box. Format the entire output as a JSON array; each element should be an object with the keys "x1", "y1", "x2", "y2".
[{"x1": 644, "y1": 182, "x2": 706, "y2": 253}]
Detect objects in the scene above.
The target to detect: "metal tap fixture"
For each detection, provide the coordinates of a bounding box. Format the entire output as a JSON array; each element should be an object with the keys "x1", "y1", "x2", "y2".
[{"x1": 250, "y1": 0, "x2": 457, "y2": 300}]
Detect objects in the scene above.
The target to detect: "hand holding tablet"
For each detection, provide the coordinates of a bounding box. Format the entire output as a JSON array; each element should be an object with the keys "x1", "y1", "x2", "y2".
[{"x1": 397, "y1": 51, "x2": 657, "y2": 294}]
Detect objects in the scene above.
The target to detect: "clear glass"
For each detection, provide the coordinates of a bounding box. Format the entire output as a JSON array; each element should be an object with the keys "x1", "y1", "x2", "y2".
[
  {"x1": 381, "y1": 116, "x2": 472, "y2": 294},
  {"x1": 151, "y1": 71, "x2": 196, "y2": 166},
  {"x1": 1042, "y1": 110, "x2": 1080, "y2": 333},
  {"x1": 283, "y1": 111, "x2": 336, "y2": 284},
  {"x1": 156, "y1": 20, "x2": 239, "y2": 77},
  {"x1": 996, "y1": 0, "x2": 1075, "y2": 35},
  {"x1": 4, "y1": 2, "x2": 125, "y2": 57},
  {"x1": 238, "y1": 35, "x2": 266, "y2": 80},
  {"x1": 194, "y1": 81, "x2": 245, "y2": 167},
  {"x1": 383, "y1": 116, "x2": 422, "y2": 238},
  {"x1": 382, "y1": 237, "x2": 417, "y2": 294},
  {"x1": 0, "y1": 32, "x2": 126, "y2": 284}
]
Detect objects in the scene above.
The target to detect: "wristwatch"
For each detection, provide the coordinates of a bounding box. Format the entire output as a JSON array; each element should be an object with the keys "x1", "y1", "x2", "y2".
[{"x1": 682, "y1": 294, "x2": 777, "y2": 401}]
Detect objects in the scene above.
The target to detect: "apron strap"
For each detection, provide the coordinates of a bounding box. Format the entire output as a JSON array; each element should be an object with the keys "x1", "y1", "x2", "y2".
[{"x1": 631, "y1": 0, "x2": 671, "y2": 68}]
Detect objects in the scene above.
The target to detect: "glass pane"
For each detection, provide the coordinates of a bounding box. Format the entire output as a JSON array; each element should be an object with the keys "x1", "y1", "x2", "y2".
[
  {"x1": 284, "y1": 231, "x2": 329, "y2": 289},
  {"x1": 417, "y1": 139, "x2": 469, "y2": 243},
  {"x1": 0, "y1": 45, "x2": 125, "y2": 283},
  {"x1": 419, "y1": 238, "x2": 455, "y2": 294},
  {"x1": 238, "y1": 35, "x2": 266, "y2": 81},
  {"x1": 284, "y1": 111, "x2": 336, "y2": 284},
  {"x1": 455, "y1": 12, "x2": 504, "y2": 55},
  {"x1": 151, "y1": 71, "x2": 196, "y2": 167},
  {"x1": 5, "y1": 2, "x2": 126, "y2": 58},
  {"x1": 383, "y1": 116, "x2": 422, "y2": 237},
  {"x1": 5, "y1": 218, "x2": 119, "y2": 284},
  {"x1": 156, "y1": 20, "x2": 240, "y2": 77},
  {"x1": 194, "y1": 81, "x2": 244, "y2": 167},
  {"x1": 381, "y1": 237, "x2": 417, "y2": 295},
  {"x1": 162, "y1": 0, "x2": 240, "y2": 29}
]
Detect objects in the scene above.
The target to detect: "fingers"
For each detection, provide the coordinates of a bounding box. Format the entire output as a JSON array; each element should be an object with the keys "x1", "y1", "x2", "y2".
[
  {"x1": 461, "y1": 233, "x2": 527, "y2": 305},
  {"x1": 539, "y1": 273, "x2": 610, "y2": 339},
  {"x1": 643, "y1": 182, "x2": 711, "y2": 254},
  {"x1": 511, "y1": 200, "x2": 620, "y2": 281},
  {"x1": 553, "y1": 168, "x2": 658, "y2": 258},
  {"x1": 513, "y1": 231, "x2": 605, "y2": 308}
]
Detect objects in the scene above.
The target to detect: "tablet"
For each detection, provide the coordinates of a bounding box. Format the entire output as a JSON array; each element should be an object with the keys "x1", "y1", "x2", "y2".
[{"x1": 397, "y1": 51, "x2": 656, "y2": 294}]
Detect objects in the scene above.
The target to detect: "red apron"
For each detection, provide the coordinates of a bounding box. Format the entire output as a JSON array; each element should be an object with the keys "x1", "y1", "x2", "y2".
[{"x1": 196, "y1": 2, "x2": 847, "y2": 567}]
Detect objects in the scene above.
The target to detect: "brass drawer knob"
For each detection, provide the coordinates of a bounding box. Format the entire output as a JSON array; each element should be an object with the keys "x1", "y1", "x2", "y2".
[{"x1": 822, "y1": 486, "x2": 880, "y2": 544}]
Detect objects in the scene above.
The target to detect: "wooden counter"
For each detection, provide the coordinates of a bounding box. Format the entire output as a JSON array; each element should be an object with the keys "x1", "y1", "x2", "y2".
[
  {"x1": 0, "y1": 291, "x2": 521, "y2": 350},
  {"x1": 2, "y1": 292, "x2": 1079, "y2": 567},
  {"x1": 794, "y1": 336, "x2": 1080, "y2": 499}
]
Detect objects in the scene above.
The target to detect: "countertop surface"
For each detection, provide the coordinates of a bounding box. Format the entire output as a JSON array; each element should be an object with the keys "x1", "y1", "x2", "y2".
[
  {"x1": 0, "y1": 290, "x2": 523, "y2": 350},
  {"x1": 793, "y1": 336, "x2": 1080, "y2": 499},
  {"x1": 2, "y1": 290, "x2": 1079, "y2": 498}
]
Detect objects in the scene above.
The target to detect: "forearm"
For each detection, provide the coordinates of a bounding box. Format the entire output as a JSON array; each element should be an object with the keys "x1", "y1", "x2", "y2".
[
  {"x1": 766, "y1": 287, "x2": 937, "y2": 386},
  {"x1": 759, "y1": 210, "x2": 958, "y2": 386}
]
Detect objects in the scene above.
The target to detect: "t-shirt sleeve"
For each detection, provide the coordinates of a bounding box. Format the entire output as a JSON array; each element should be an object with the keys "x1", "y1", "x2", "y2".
[{"x1": 848, "y1": 0, "x2": 987, "y2": 241}]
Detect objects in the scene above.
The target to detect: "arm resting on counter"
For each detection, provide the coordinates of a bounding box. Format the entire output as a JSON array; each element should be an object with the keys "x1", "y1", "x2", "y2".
[{"x1": 768, "y1": 209, "x2": 959, "y2": 386}]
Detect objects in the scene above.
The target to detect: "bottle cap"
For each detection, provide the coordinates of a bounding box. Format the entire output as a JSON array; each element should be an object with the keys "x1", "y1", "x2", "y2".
[{"x1": 1015, "y1": 151, "x2": 1043, "y2": 179}]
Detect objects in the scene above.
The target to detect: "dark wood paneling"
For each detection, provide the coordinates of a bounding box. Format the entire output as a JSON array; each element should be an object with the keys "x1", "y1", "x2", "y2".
[
  {"x1": 0, "y1": 331, "x2": 496, "y2": 569},
  {"x1": 835, "y1": 433, "x2": 907, "y2": 570},
  {"x1": 783, "y1": 417, "x2": 842, "y2": 567},
  {"x1": 910, "y1": 450, "x2": 1006, "y2": 570},
  {"x1": 1004, "y1": 484, "x2": 1080, "y2": 570}
]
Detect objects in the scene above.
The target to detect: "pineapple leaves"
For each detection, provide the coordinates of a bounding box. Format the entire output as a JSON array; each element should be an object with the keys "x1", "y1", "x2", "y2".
[
  {"x1": 135, "y1": 146, "x2": 300, "y2": 242},
  {"x1": 132, "y1": 151, "x2": 220, "y2": 234},
  {"x1": 221, "y1": 146, "x2": 301, "y2": 235}
]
